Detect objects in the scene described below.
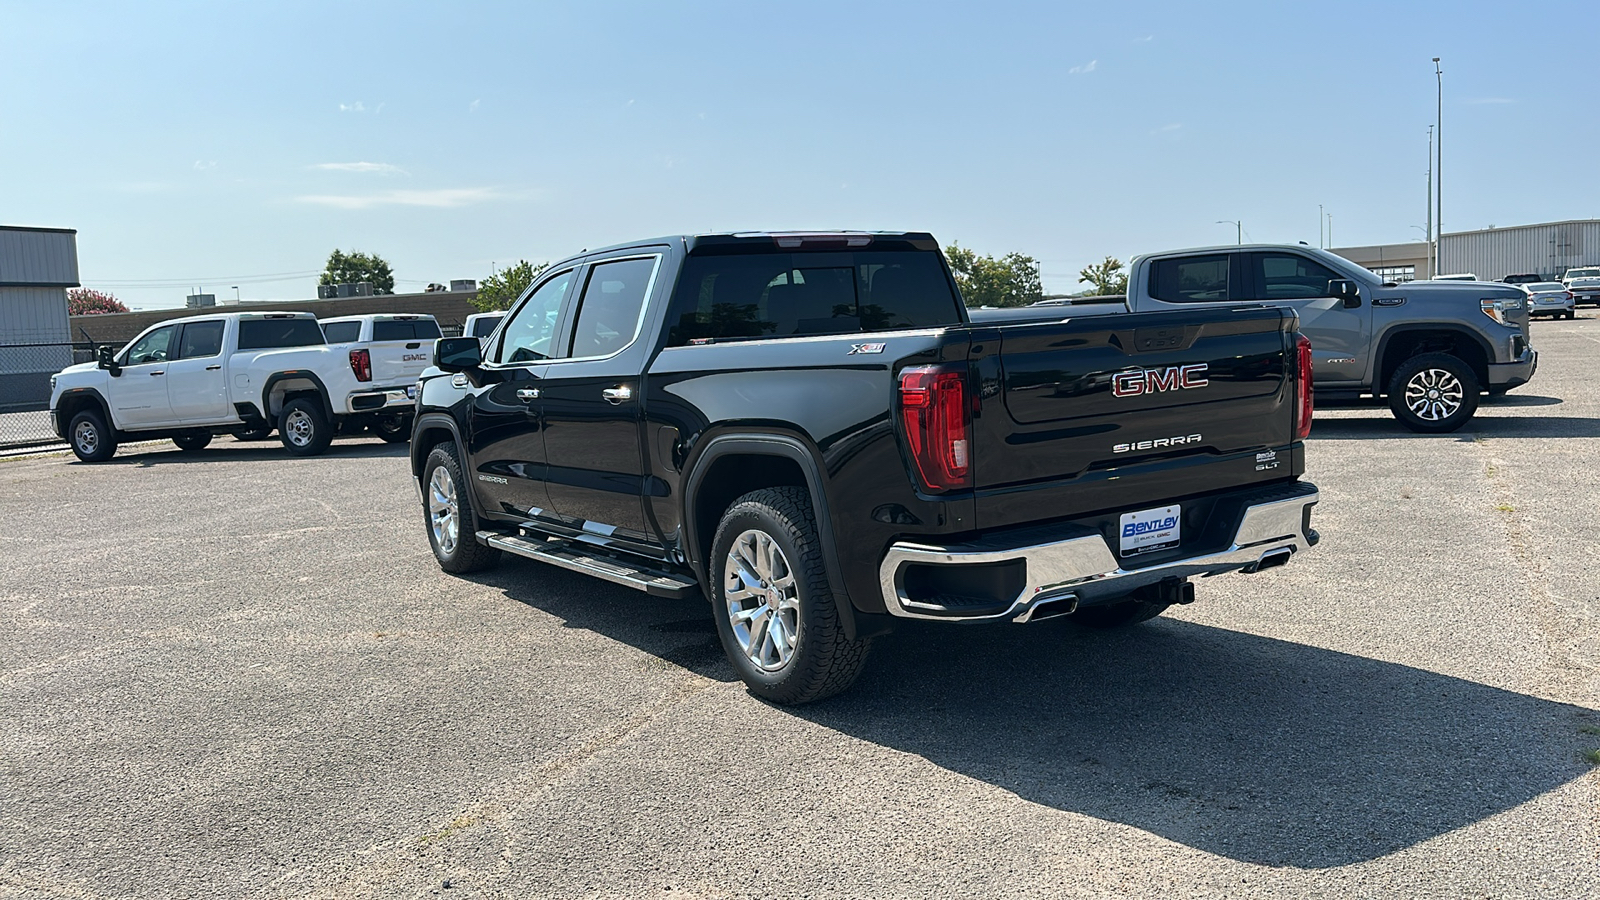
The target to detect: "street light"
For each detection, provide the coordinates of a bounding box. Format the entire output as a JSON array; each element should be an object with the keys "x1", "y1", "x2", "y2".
[
  {"x1": 1216, "y1": 220, "x2": 1242, "y2": 245},
  {"x1": 1434, "y1": 57, "x2": 1443, "y2": 274}
]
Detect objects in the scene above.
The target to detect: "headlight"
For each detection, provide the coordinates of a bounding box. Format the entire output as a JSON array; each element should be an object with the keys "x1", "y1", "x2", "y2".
[
  {"x1": 1481, "y1": 297, "x2": 1521, "y2": 324},
  {"x1": 50, "y1": 374, "x2": 57, "y2": 391}
]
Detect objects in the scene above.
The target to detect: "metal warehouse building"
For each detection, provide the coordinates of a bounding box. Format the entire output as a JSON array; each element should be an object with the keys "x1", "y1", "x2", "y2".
[
  {"x1": 1439, "y1": 219, "x2": 1600, "y2": 281},
  {"x1": 0, "y1": 226, "x2": 79, "y2": 410},
  {"x1": 1333, "y1": 219, "x2": 1600, "y2": 284}
]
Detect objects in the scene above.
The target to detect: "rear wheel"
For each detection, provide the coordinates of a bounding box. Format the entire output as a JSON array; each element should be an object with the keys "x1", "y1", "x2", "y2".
[
  {"x1": 710, "y1": 487, "x2": 871, "y2": 705},
  {"x1": 422, "y1": 442, "x2": 500, "y2": 573},
  {"x1": 1387, "y1": 353, "x2": 1480, "y2": 434},
  {"x1": 279, "y1": 398, "x2": 334, "y2": 456},
  {"x1": 371, "y1": 416, "x2": 411, "y2": 443},
  {"x1": 172, "y1": 431, "x2": 212, "y2": 452},
  {"x1": 68, "y1": 409, "x2": 118, "y2": 463}
]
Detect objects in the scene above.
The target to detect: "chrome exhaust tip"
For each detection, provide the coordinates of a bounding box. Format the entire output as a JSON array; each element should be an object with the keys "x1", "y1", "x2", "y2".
[
  {"x1": 1246, "y1": 547, "x2": 1294, "y2": 573},
  {"x1": 1013, "y1": 593, "x2": 1079, "y2": 624}
]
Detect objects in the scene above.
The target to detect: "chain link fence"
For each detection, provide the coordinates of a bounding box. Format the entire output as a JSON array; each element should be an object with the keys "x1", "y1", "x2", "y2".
[{"x1": 1, "y1": 343, "x2": 94, "y2": 450}]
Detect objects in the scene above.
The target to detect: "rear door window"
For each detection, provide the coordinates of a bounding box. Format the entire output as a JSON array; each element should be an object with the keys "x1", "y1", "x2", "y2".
[
  {"x1": 665, "y1": 250, "x2": 961, "y2": 346},
  {"x1": 1148, "y1": 254, "x2": 1231, "y2": 303},
  {"x1": 237, "y1": 318, "x2": 326, "y2": 350},
  {"x1": 176, "y1": 320, "x2": 225, "y2": 359},
  {"x1": 321, "y1": 321, "x2": 361, "y2": 343},
  {"x1": 568, "y1": 257, "x2": 659, "y2": 358},
  {"x1": 372, "y1": 319, "x2": 442, "y2": 341},
  {"x1": 470, "y1": 315, "x2": 503, "y2": 338}
]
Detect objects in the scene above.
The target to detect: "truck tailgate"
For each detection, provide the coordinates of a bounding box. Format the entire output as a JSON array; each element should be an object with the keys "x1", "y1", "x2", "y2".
[
  {"x1": 366, "y1": 340, "x2": 436, "y2": 383},
  {"x1": 966, "y1": 305, "x2": 1301, "y2": 531}
]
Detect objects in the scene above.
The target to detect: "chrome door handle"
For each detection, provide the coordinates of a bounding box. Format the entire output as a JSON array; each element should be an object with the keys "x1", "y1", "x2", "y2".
[
  {"x1": 205, "y1": 365, "x2": 222, "y2": 371},
  {"x1": 515, "y1": 388, "x2": 540, "y2": 401},
  {"x1": 602, "y1": 386, "x2": 632, "y2": 404}
]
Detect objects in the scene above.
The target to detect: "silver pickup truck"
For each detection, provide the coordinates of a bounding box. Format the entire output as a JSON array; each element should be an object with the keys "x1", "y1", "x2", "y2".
[{"x1": 1035, "y1": 244, "x2": 1537, "y2": 433}]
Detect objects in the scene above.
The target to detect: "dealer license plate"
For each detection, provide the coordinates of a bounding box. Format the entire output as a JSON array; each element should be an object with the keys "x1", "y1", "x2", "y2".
[{"x1": 1119, "y1": 505, "x2": 1180, "y2": 556}]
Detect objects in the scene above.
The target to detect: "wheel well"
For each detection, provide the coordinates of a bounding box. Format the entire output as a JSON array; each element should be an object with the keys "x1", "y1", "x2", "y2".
[
  {"x1": 55, "y1": 392, "x2": 107, "y2": 434},
  {"x1": 266, "y1": 378, "x2": 323, "y2": 418},
  {"x1": 1378, "y1": 330, "x2": 1489, "y2": 393},
  {"x1": 691, "y1": 453, "x2": 809, "y2": 575},
  {"x1": 412, "y1": 423, "x2": 457, "y2": 479}
]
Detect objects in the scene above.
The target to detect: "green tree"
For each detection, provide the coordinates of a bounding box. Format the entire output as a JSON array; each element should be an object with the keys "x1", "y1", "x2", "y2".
[
  {"x1": 1078, "y1": 256, "x2": 1128, "y2": 296},
  {"x1": 66, "y1": 288, "x2": 129, "y2": 315},
  {"x1": 471, "y1": 260, "x2": 549, "y2": 312},
  {"x1": 944, "y1": 243, "x2": 1043, "y2": 308},
  {"x1": 319, "y1": 249, "x2": 395, "y2": 295}
]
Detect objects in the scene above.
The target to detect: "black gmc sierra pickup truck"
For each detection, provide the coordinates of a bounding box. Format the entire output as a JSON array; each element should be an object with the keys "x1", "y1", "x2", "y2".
[{"x1": 411, "y1": 232, "x2": 1321, "y2": 704}]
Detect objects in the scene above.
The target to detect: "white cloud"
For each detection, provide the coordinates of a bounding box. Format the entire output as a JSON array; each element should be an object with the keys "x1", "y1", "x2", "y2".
[
  {"x1": 468, "y1": 99, "x2": 481, "y2": 112},
  {"x1": 296, "y1": 187, "x2": 500, "y2": 209},
  {"x1": 313, "y1": 162, "x2": 407, "y2": 175},
  {"x1": 1151, "y1": 123, "x2": 1182, "y2": 135},
  {"x1": 1134, "y1": 34, "x2": 1154, "y2": 42},
  {"x1": 339, "y1": 101, "x2": 366, "y2": 113},
  {"x1": 193, "y1": 160, "x2": 217, "y2": 170},
  {"x1": 1069, "y1": 60, "x2": 1098, "y2": 74}
]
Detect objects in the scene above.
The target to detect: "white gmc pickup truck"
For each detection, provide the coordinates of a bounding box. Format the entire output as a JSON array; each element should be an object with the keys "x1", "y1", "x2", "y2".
[{"x1": 49, "y1": 311, "x2": 414, "y2": 462}]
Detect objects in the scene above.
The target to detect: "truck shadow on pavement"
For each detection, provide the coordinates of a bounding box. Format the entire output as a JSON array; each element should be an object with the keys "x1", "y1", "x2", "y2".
[
  {"x1": 484, "y1": 563, "x2": 1597, "y2": 870},
  {"x1": 92, "y1": 440, "x2": 410, "y2": 466},
  {"x1": 1310, "y1": 414, "x2": 1600, "y2": 440}
]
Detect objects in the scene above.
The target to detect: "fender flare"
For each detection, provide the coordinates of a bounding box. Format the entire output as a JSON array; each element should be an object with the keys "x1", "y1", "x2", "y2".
[
  {"x1": 681, "y1": 433, "x2": 858, "y2": 641},
  {"x1": 261, "y1": 371, "x2": 335, "y2": 422},
  {"x1": 53, "y1": 388, "x2": 113, "y2": 438},
  {"x1": 1371, "y1": 323, "x2": 1496, "y2": 389},
  {"x1": 410, "y1": 411, "x2": 466, "y2": 479}
]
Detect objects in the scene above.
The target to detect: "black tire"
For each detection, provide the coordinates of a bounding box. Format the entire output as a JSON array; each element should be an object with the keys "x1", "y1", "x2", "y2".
[
  {"x1": 709, "y1": 486, "x2": 871, "y2": 705},
  {"x1": 278, "y1": 398, "x2": 334, "y2": 456},
  {"x1": 1567, "y1": 310, "x2": 1577, "y2": 320},
  {"x1": 422, "y1": 443, "x2": 501, "y2": 573},
  {"x1": 372, "y1": 416, "x2": 412, "y2": 443},
  {"x1": 1069, "y1": 594, "x2": 1171, "y2": 629},
  {"x1": 67, "y1": 409, "x2": 118, "y2": 463},
  {"x1": 232, "y1": 424, "x2": 273, "y2": 441},
  {"x1": 1386, "y1": 352, "x2": 1480, "y2": 434},
  {"x1": 172, "y1": 431, "x2": 212, "y2": 452}
]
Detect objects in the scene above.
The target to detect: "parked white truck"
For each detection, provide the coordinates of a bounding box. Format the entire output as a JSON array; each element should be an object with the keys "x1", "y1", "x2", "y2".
[
  {"x1": 318, "y1": 313, "x2": 441, "y2": 442},
  {"x1": 49, "y1": 311, "x2": 415, "y2": 462}
]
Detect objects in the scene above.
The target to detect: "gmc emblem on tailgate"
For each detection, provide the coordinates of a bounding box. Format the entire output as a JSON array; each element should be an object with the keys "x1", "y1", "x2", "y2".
[{"x1": 1111, "y1": 363, "x2": 1208, "y2": 398}]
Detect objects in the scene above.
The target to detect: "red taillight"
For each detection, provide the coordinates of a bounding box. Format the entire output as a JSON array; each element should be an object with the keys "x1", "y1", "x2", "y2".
[
  {"x1": 349, "y1": 348, "x2": 372, "y2": 383},
  {"x1": 1295, "y1": 334, "x2": 1314, "y2": 440},
  {"x1": 898, "y1": 365, "x2": 971, "y2": 492}
]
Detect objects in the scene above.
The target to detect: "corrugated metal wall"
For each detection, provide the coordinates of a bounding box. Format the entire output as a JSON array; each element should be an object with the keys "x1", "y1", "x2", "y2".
[
  {"x1": 0, "y1": 228, "x2": 79, "y2": 286},
  {"x1": 1442, "y1": 221, "x2": 1600, "y2": 281},
  {"x1": 0, "y1": 287, "x2": 73, "y2": 380}
]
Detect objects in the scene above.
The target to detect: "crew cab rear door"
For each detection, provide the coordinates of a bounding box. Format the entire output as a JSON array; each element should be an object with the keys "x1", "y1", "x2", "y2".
[
  {"x1": 969, "y1": 305, "x2": 1300, "y2": 532},
  {"x1": 366, "y1": 316, "x2": 442, "y2": 384}
]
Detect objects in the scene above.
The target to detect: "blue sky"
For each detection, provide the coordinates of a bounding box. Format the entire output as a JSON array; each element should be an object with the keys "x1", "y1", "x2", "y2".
[{"x1": 3, "y1": 1, "x2": 1596, "y2": 309}]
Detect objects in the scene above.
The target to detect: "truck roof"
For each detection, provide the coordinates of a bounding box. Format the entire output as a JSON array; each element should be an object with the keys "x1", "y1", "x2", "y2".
[
  {"x1": 554, "y1": 231, "x2": 941, "y2": 264},
  {"x1": 319, "y1": 313, "x2": 439, "y2": 324},
  {"x1": 135, "y1": 310, "x2": 317, "y2": 327}
]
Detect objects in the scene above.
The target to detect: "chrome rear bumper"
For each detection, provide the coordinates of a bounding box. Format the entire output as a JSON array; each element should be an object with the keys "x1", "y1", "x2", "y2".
[{"x1": 879, "y1": 487, "x2": 1319, "y2": 623}]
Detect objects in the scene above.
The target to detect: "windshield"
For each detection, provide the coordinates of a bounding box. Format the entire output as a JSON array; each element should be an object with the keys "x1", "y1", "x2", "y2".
[
  {"x1": 1568, "y1": 269, "x2": 1600, "y2": 279},
  {"x1": 1527, "y1": 283, "x2": 1564, "y2": 292}
]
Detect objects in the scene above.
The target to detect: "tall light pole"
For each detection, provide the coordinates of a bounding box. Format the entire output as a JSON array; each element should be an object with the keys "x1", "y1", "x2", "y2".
[
  {"x1": 1434, "y1": 57, "x2": 1443, "y2": 275},
  {"x1": 1326, "y1": 213, "x2": 1333, "y2": 249},
  {"x1": 1318, "y1": 204, "x2": 1324, "y2": 248},
  {"x1": 1216, "y1": 220, "x2": 1241, "y2": 244},
  {"x1": 1425, "y1": 125, "x2": 1434, "y2": 277},
  {"x1": 232, "y1": 285, "x2": 240, "y2": 303}
]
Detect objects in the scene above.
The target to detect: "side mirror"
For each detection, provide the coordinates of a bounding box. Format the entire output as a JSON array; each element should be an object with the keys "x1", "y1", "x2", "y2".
[
  {"x1": 1330, "y1": 279, "x2": 1362, "y2": 308},
  {"x1": 434, "y1": 336, "x2": 482, "y2": 372},
  {"x1": 96, "y1": 345, "x2": 122, "y2": 376}
]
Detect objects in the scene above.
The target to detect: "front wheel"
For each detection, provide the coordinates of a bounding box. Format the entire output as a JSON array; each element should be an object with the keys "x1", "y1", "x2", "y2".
[
  {"x1": 422, "y1": 443, "x2": 500, "y2": 573},
  {"x1": 279, "y1": 398, "x2": 334, "y2": 456},
  {"x1": 172, "y1": 431, "x2": 212, "y2": 452},
  {"x1": 68, "y1": 410, "x2": 118, "y2": 463},
  {"x1": 1387, "y1": 353, "x2": 1480, "y2": 434},
  {"x1": 371, "y1": 416, "x2": 411, "y2": 443},
  {"x1": 710, "y1": 487, "x2": 871, "y2": 705}
]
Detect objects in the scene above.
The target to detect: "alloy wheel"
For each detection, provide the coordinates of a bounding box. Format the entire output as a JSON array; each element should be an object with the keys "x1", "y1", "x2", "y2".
[
  {"x1": 1404, "y1": 368, "x2": 1464, "y2": 422},
  {"x1": 723, "y1": 528, "x2": 800, "y2": 672},
  {"x1": 428, "y1": 466, "x2": 459, "y2": 554}
]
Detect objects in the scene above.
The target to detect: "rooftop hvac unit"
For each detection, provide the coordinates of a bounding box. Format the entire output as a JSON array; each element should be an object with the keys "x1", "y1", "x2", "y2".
[
  {"x1": 334, "y1": 281, "x2": 374, "y2": 298},
  {"x1": 317, "y1": 284, "x2": 337, "y2": 299},
  {"x1": 185, "y1": 293, "x2": 216, "y2": 308},
  {"x1": 450, "y1": 279, "x2": 477, "y2": 292}
]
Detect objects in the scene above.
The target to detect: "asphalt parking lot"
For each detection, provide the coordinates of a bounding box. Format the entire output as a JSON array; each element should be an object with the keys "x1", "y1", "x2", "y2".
[{"x1": 4, "y1": 317, "x2": 1598, "y2": 899}]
